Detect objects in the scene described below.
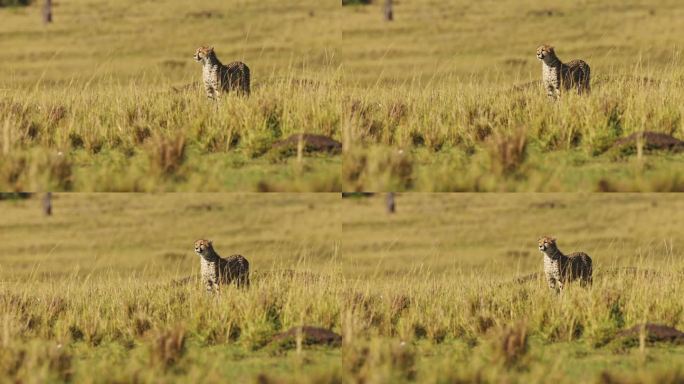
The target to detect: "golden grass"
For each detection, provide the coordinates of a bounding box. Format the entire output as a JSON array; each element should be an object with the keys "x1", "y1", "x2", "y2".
[
  {"x1": 2, "y1": 193, "x2": 684, "y2": 382},
  {"x1": 341, "y1": 0, "x2": 684, "y2": 191},
  {"x1": 0, "y1": 0, "x2": 341, "y2": 192},
  {"x1": 339, "y1": 193, "x2": 684, "y2": 382},
  {"x1": 0, "y1": 193, "x2": 342, "y2": 383}
]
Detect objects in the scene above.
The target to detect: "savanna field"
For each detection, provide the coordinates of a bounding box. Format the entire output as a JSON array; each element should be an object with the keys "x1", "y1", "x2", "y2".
[
  {"x1": 341, "y1": 0, "x2": 684, "y2": 192},
  {"x1": 0, "y1": 193, "x2": 343, "y2": 383},
  {"x1": 2, "y1": 193, "x2": 683, "y2": 382},
  {"x1": 341, "y1": 193, "x2": 684, "y2": 382},
  {"x1": 3, "y1": 0, "x2": 684, "y2": 383},
  {"x1": 0, "y1": 0, "x2": 341, "y2": 192}
]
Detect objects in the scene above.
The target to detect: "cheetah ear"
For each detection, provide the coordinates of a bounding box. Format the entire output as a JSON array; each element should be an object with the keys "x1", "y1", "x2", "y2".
[
  {"x1": 208, "y1": 240, "x2": 213, "y2": 246},
  {"x1": 208, "y1": 46, "x2": 214, "y2": 52},
  {"x1": 550, "y1": 237, "x2": 557, "y2": 243}
]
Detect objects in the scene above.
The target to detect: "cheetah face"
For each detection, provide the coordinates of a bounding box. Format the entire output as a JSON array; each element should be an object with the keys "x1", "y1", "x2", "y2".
[
  {"x1": 538, "y1": 236, "x2": 556, "y2": 252},
  {"x1": 536, "y1": 45, "x2": 554, "y2": 61},
  {"x1": 193, "y1": 46, "x2": 214, "y2": 62},
  {"x1": 194, "y1": 239, "x2": 212, "y2": 256}
]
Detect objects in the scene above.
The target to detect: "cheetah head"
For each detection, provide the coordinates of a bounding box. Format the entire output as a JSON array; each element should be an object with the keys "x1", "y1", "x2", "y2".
[
  {"x1": 193, "y1": 46, "x2": 214, "y2": 62},
  {"x1": 194, "y1": 239, "x2": 213, "y2": 256},
  {"x1": 536, "y1": 45, "x2": 555, "y2": 61},
  {"x1": 538, "y1": 236, "x2": 557, "y2": 253}
]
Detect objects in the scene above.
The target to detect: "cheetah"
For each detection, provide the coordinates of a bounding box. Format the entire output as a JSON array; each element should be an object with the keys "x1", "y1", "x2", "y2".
[
  {"x1": 538, "y1": 236, "x2": 592, "y2": 293},
  {"x1": 536, "y1": 44, "x2": 591, "y2": 100},
  {"x1": 194, "y1": 239, "x2": 250, "y2": 292},
  {"x1": 193, "y1": 46, "x2": 250, "y2": 99}
]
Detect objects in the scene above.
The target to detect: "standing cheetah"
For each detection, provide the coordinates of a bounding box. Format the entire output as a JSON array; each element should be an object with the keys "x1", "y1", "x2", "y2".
[
  {"x1": 193, "y1": 46, "x2": 250, "y2": 99},
  {"x1": 538, "y1": 236, "x2": 592, "y2": 293},
  {"x1": 536, "y1": 44, "x2": 590, "y2": 99},
  {"x1": 194, "y1": 239, "x2": 250, "y2": 293}
]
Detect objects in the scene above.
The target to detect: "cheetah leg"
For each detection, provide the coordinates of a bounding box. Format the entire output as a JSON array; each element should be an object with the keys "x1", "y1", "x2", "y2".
[
  {"x1": 214, "y1": 79, "x2": 225, "y2": 101},
  {"x1": 546, "y1": 87, "x2": 555, "y2": 100},
  {"x1": 548, "y1": 278, "x2": 557, "y2": 291},
  {"x1": 579, "y1": 81, "x2": 590, "y2": 95},
  {"x1": 577, "y1": 82, "x2": 585, "y2": 95},
  {"x1": 238, "y1": 274, "x2": 250, "y2": 288},
  {"x1": 579, "y1": 69, "x2": 591, "y2": 95},
  {"x1": 546, "y1": 86, "x2": 559, "y2": 101},
  {"x1": 204, "y1": 83, "x2": 216, "y2": 100}
]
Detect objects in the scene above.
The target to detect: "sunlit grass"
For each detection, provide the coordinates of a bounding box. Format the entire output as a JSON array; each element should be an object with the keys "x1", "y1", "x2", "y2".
[
  {"x1": 0, "y1": 193, "x2": 343, "y2": 383},
  {"x1": 341, "y1": 0, "x2": 684, "y2": 191},
  {"x1": 339, "y1": 193, "x2": 684, "y2": 382},
  {"x1": 0, "y1": 0, "x2": 341, "y2": 192}
]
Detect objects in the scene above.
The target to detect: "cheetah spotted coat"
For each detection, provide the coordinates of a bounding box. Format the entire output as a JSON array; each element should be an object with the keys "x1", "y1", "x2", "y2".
[
  {"x1": 538, "y1": 236, "x2": 592, "y2": 292},
  {"x1": 194, "y1": 46, "x2": 250, "y2": 99},
  {"x1": 194, "y1": 239, "x2": 250, "y2": 292},
  {"x1": 537, "y1": 45, "x2": 591, "y2": 99}
]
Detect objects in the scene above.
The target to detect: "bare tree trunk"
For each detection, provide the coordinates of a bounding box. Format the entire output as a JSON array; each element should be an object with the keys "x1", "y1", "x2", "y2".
[
  {"x1": 386, "y1": 192, "x2": 395, "y2": 214},
  {"x1": 42, "y1": 192, "x2": 52, "y2": 216},
  {"x1": 43, "y1": 0, "x2": 52, "y2": 24},
  {"x1": 384, "y1": 0, "x2": 393, "y2": 21}
]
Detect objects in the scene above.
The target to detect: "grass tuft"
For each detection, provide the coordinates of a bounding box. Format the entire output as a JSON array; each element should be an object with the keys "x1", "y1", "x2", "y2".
[{"x1": 148, "y1": 133, "x2": 187, "y2": 178}]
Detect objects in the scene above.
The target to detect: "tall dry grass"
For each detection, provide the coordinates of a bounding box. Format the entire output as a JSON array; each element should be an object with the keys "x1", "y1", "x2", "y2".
[
  {"x1": 0, "y1": 76, "x2": 342, "y2": 191},
  {"x1": 343, "y1": 71, "x2": 684, "y2": 191}
]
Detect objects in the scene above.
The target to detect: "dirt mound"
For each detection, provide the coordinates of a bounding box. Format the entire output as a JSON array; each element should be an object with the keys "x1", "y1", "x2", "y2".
[
  {"x1": 271, "y1": 326, "x2": 342, "y2": 347},
  {"x1": 613, "y1": 132, "x2": 684, "y2": 152},
  {"x1": 616, "y1": 323, "x2": 684, "y2": 344},
  {"x1": 341, "y1": 192, "x2": 375, "y2": 198},
  {"x1": 271, "y1": 134, "x2": 341, "y2": 155}
]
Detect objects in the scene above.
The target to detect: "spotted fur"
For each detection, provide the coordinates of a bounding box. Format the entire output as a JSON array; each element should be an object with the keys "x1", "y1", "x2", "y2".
[
  {"x1": 538, "y1": 236, "x2": 592, "y2": 293},
  {"x1": 536, "y1": 45, "x2": 591, "y2": 99},
  {"x1": 193, "y1": 46, "x2": 250, "y2": 99},
  {"x1": 194, "y1": 239, "x2": 250, "y2": 292}
]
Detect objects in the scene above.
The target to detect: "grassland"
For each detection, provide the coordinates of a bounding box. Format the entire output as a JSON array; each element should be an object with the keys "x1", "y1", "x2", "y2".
[
  {"x1": 3, "y1": 193, "x2": 684, "y2": 382},
  {"x1": 340, "y1": 193, "x2": 684, "y2": 382},
  {"x1": 0, "y1": 0, "x2": 341, "y2": 192},
  {"x1": 341, "y1": 0, "x2": 684, "y2": 192},
  {"x1": 0, "y1": 193, "x2": 342, "y2": 383}
]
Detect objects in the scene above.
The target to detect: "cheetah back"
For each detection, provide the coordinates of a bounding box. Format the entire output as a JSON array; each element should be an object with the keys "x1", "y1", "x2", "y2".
[
  {"x1": 564, "y1": 252, "x2": 593, "y2": 284},
  {"x1": 218, "y1": 254, "x2": 250, "y2": 287},
  {"x1": 220, "y1": 61, "x2": 251, "y2": 96},
  {"x1": 561, "y1": 59, "x2": 591, "y2": 94}
]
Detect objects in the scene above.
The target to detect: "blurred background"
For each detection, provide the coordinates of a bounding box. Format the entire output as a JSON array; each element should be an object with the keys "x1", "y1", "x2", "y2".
[
  {"x1": 0, "y1": 0, "x2": 339, "y2": 87},
  {"x1": 0, "y1": 193, "x2": 340, "y2": 281},
  {"x1": 0, "y1": 0, "x2": 342, "y2": 193},
  {"x1": 341, "y1": 0, "x2": 684, "y2": 85},
  {"x1": 342, "y1": 193, "x2": 684, "y2": 277}
]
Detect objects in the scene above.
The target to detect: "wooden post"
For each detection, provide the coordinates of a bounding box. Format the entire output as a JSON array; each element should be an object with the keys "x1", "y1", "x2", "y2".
[
  {"x1": 43, "y1": 0, "x2": 52, "y2": 24},
  {"x1": 42, "y1": 192, "x2": 52, "y2": 216},
  {"x1": 384, "y1": 0, "x2": 393, "y2": 21},
  {"x1": 386, "y1": 192, "x2": 395, "y2": 214}
]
